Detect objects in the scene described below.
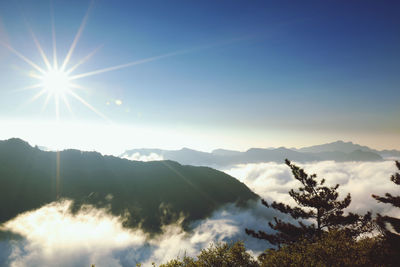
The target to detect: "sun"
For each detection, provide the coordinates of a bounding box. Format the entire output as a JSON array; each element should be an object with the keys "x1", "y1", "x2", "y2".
[
  {"x1": 0, "y1": 2, "x2": 189, "y2": 121},
  {"x1": 41, "y1": 70, "x2": 71, "y2": 96},
  {"x1": 0, "y1": 4, "x2": 112, "y2": 121}
]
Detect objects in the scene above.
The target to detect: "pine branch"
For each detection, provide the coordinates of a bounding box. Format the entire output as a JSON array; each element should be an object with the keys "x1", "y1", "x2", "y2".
[{"x1": 246, "y1": 159, "x2": 370, "y2": 247}]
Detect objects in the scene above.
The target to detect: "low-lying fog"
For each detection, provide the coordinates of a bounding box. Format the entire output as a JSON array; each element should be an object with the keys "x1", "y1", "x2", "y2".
[{"x1": 1, "y1": 160, "x2": 398, "y2": 266}]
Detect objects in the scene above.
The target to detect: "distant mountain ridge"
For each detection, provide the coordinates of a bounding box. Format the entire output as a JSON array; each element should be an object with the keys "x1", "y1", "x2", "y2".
[
  {"x1": 0, "y1": 138, "x2": 258, "y2": 233},
  {"x1": 296, "y1": 140, "x2": 373, "y2": 154},
  {"x1": 297, "y1": 140, "x2": 399, "y2": 156},
  {"x1": 121, "y1": 140, "x2": 396, "y2": 167}
]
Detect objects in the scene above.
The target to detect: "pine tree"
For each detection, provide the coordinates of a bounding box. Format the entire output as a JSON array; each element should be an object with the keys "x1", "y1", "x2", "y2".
[
  {"x1": 372, "y1": 161, "x2": 400, "y2": 256},
  {"x1": 246, "y1": 159, "x2": 372, "y2": 247}
]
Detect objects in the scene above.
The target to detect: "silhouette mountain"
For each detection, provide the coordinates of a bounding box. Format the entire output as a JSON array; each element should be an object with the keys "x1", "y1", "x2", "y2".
[
  {"x1": 122, "y1": 141, "x2": 386, "y2": 167},
  {"x1": 298, "y1": 140, "x2": 400, "y2": 158},
  {"x1": 297, "y1": 140, "x2": 373, "y2": 154},
  {"x1": 0, "y1": 138, "x2": 258, "y2": 233}
]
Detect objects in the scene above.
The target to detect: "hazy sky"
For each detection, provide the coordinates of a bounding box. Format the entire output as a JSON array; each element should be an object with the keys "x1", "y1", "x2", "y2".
[{"x1": 0, "y1": 0, "x2": 399, "y2": 154}]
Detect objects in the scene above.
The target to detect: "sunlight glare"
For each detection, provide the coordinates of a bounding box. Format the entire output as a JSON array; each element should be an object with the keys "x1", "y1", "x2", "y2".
[
  {"x1": 0, "y1": 1, "x2": 188, "y2": 121},
  {"x1": 41, "y1": 70, "x2": 70, "y2": 95}
]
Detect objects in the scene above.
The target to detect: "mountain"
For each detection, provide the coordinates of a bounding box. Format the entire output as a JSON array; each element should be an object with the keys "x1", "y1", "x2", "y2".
[
  {"x1": 122, "y1": 142, "x2": 385, "y2": 167},
  {"x1": 211, "y1": 149, "x2": 242, "y2": 157},
  {"x1": 121, "y1": 147, "x2": 319, "y2": 167},
  {"x1": 379, "y1": 149, "x2": 400, "y2": 158},
  {"x1": 345, "y1": 150, "x2": 383, "y2": 161},
  {"x1": 298, "y1": 140, "x2": 400, "y2": 158},
  {"x1": 244, "y1": 147, "x2": 317, "y2": 162},
  {"x1": 297, "y1": 140, "x2": 374, "y2": 154},
  {"x1": 0, "y1": 138, "x2": 258, "y2": 233}
]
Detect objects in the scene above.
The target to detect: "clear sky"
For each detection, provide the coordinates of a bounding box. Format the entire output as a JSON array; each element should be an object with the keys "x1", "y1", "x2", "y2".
[{"x1": 0, "y1": 0, "x2": 399, "y2": 154}]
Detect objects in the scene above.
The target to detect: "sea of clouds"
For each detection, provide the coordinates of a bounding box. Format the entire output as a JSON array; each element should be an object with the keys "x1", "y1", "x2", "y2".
[
  {"x1": 0, "y1": 159, "x2": 399, "y2": 266},
  {"x1": 223, "y1": 160, "x2": 400, "y2": 217},
  {"x1": 0, "y1": 200, "x2": 276, "y2": 267}
]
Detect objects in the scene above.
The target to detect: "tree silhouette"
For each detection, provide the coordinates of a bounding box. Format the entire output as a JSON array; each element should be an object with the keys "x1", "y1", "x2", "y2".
[
  {"x1": 246, "y1": 159, "x2": 372, "y2": 247},
  {"x1": 372, "y1": 161, "x2": 400, "y2": 258}
]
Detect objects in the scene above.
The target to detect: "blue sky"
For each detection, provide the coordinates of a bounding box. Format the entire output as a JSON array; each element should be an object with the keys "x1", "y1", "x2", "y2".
[{"x1": 0, "y1": 0, "x2": 399, "y2": 153}]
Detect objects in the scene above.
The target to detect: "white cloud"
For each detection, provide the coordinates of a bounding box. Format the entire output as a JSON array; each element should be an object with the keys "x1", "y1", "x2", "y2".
[
  {"x1": 2, "y1": 160, "x2": 399, "y2": 266},
  {"x1": 222, "y1": 160, "x2": 400, "y2": 217},
  {"x1": 1, "y1": 200, "x2": 275, "y2": 266},
  {"x1": 1, "y1": 200, "x2": 147, "y2": 267}
]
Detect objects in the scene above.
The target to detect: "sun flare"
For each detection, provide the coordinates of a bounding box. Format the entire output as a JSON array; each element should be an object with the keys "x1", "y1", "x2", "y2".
[
  {"x1": 0, "y1": 4, "x2": 111, "y2": 121},
  {"x1": 0, "y1": 2, "x2": 185, "y2": 122},
  {"x1": 41, "y1": 70, "x2": 71, "y2": 95}
]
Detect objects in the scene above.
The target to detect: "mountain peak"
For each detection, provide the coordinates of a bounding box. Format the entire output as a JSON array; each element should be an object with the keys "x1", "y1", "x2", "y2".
[
  {"x1": 4, "y1": 138, "x2": 32, "y2": 147},
  {"x1": 0, "y1": 138, "x2": 258, "y2": 233},
  {"x1": 299, "y1": 140, "x2": 372, "y2": 154}
]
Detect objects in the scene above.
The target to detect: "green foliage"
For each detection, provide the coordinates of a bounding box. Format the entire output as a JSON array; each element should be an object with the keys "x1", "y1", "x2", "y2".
[
  {"x1": 83, "y1": 160, "x2": 398, "y2": 266},
  {"x1": 259, "y1": 230, "x2": 388, "y2": 267},
  {"x1": 159, "y1": 242, "x2": 258, "y2": 267},
  {"x1": 372, "y1": 160, "x2": 400, "y2": 265},
  {"x1": 154, "y1": 235, "x2": 391, "y2": 267},
  {"x1": 246, "y1": 159, "x2": 372, "y2": 247},
  {"x1": 148, "y1": 160, "x2": 399, "y2": 267},
  {"x1": 0, "y1": 138, "x2": 257, "y2": 233}
]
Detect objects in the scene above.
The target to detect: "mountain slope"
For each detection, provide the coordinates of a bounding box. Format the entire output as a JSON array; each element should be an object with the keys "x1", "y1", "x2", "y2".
[{"x1": 0, "y1": 138, "x2": 258, "y2": 232}]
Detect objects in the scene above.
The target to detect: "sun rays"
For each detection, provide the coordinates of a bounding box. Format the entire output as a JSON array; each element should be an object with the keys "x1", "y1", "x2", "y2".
[
  {"x1": 0, "y1": 1, "x2": 248, "y2": 122},
  {"x1": 0, "y1": 1, "x2": 172, "y2": 121},
  {"x1": 0, "y1": 2, "x2": 106, "y2": 121}
]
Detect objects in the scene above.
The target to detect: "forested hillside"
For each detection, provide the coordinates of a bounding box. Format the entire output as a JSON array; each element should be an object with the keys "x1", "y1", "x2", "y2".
[{"x1": 0, "y1": 138, "x2": 258, "y2": 232}]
